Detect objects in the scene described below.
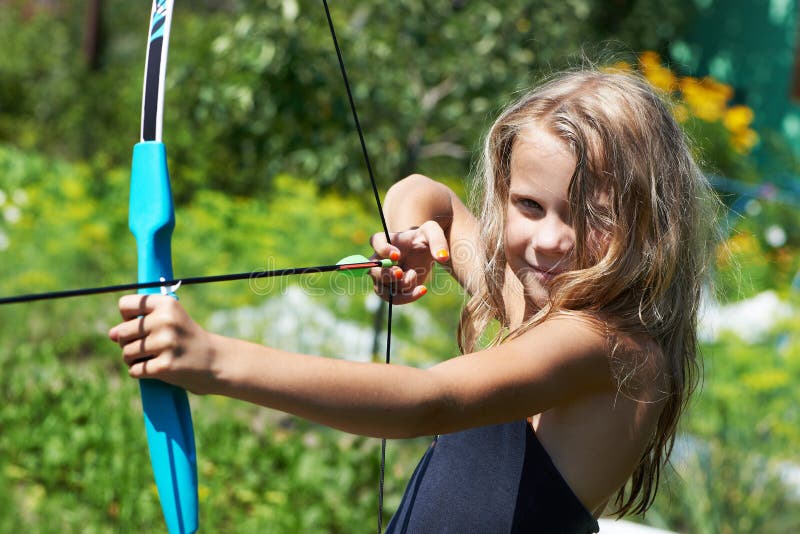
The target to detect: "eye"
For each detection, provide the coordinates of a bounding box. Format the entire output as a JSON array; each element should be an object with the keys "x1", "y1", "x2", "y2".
[{"x1": 517, "y1": 197, "x2": 543, "y2": 212}]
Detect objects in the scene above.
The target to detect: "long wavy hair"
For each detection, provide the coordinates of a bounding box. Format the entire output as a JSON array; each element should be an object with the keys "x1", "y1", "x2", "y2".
[{"x1": 458, "y1": 69, "x2": 717, "y2": 516}]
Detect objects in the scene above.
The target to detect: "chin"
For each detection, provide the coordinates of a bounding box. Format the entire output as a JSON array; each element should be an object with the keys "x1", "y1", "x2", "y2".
[{"x1": 516, "y1": 270, "x2": 551, "y2": 307}]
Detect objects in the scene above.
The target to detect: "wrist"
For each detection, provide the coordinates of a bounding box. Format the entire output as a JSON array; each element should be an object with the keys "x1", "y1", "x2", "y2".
[{"x1": 206, "y1": 332, "x2": 240, "y2": 397}]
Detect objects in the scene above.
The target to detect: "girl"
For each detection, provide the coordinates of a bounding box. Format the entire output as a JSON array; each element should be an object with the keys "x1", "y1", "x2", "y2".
[{"x1": 109, "y1": 69, "x2": 714, "y2": 532}]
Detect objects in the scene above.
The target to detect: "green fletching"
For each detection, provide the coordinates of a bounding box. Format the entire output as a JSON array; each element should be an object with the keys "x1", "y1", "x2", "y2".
[
  {"x1": 336, "y1": 254, "x2": 395, "y2": 277},
  {"x1": 337, "y1": 254, "x2": 369, "y2": 265}
]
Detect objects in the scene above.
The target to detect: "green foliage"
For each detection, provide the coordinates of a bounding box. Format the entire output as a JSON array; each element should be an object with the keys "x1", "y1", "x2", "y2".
[
  {"x1": 0, "y1": 145, "x2": 451, "y2": 531},
  {"x1": 711, "y1": 193, "x2": 800, "y2": 302},
  {"x1": 691, "y1": 332, "x2": 800, "y2": 459},
  {"x1": 4, "y1": 2, "x2": 799, "y2": 532},
  {"x1": 648, "y1": 330, "x2": 800, "y2": 532},
  {"x1": 0, "y1": 0, "x2": 696, "y2": 199},
  {"x1": 0, "y1": 332, "x2": 431, "y2": 532}
]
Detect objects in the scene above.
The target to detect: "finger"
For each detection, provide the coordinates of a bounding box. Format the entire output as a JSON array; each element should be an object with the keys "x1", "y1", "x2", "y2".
[
  {"x1": 369, "y1": 232, "x2": 401, "y2": 262},
  {"x1": 391, "y1": 271, "x2": 418, "y2": 302},
  {"x1": 121, "y1": 331, "x2": 155, "y2": 365},
  {"x1": 401, "y1": 267, "x2": 419, "y2": 289},
  {"x1": 116, "y1": 305, "x2": 181, "y2": 346},
  {"x1": 374, "y1": 267, "x2": 426, "y2": 304},
  {"x1": 368, "y1": 264, "x2": 403, "y2": 288},
  {"x1": 120, "y1": 324, "x2": 179, "y2": 366},
  {"x1": 114, "y1": 299, "x2": 186, "y2": 348},
  {"x1": 417, "y1": 221, "x2": 450, "y2": 263},
  {"x1": 372, "y1": 272, "x2": 405, "y2": 303},
  {"x1": 129, "y1": 355, "x2": 170, "y2": 379},
  {"x1": 384, "y1": 283, "x2": 428, "y2": 305},
  {"x1": 411, "y1": 285, "x2": 428, "y2": 300},
  {"x1": 117, "y1": 293, "x2": 174, "y2": 321},
  {"x1": 111, "y1": 316, "x2": 149, "y2": 346}
]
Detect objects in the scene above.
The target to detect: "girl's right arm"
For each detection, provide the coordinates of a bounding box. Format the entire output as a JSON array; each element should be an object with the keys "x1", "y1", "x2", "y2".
[{"x1": 371, "y1": 174, "x2": 483, "y2": 302}]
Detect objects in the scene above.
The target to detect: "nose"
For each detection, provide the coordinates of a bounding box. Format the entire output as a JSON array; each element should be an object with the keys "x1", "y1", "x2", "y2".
[{"x1": 532, "y1": 215, "x2": 574, "y2": 257}]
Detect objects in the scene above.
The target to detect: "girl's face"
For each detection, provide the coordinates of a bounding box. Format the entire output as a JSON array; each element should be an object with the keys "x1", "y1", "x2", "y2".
[{"x1": 504, "y1": 125, "x2": 577, "y2": 307}]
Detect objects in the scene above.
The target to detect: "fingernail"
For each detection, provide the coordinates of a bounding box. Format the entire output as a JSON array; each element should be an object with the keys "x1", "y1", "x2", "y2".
[
  {"x1": 418, "y1": 286, "x2": 428, "y2": 297},
  {"x1": 435, "y1": 249, "x2": 449, "y2": 261},
  {"x1": 393, "y1": 267, "x2": 403, "y2": 280},
  {"x1": 390, "y1": 250, "x2": 400, "y2": 261}
]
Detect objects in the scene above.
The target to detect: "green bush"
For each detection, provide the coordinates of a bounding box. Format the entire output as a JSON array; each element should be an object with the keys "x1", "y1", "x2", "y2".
[{"x1": 0, "y1": 145, "x2": 455, "y2": 531}]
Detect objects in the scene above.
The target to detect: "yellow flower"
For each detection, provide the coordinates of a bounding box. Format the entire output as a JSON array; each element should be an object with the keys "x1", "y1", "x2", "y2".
[
  {"x1": 672, "y1": 103, "x2": 690, "y2": 123},
  {"x1": 638, "y1": 50, "x2": 662, "y2": 68},
  {"x1": 731, "y1": 128, "x2": 760, "y2": 153},
  {"x1": 680, "y1": 76, "x2": 732, "y2": 122},
  {"x1": 639, "y1": 51, "x2": 677, "y2": 93},
  {"x1": 723, "y1": 105, "x2": 755, "y2": 134},
  {"x1": 726, "y1": 231, "x2": 760, "y2": 257},
  {"x1": 701, "y1": 77, "x2": 734, "y2": 101},
  {"x1": 602, "y1": 60, "x2": 632, "y2": 74}
]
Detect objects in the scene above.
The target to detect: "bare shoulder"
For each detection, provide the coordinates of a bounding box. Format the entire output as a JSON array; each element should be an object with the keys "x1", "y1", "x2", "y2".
[
  {"x1": 605, "y1": 320, "x2": 669, "y2": 404},
  {"x1": 544, "y1": 312, "x2": 667, "y2": 396},
  {"x1": 533, "y1": 312, "x2": 610, "y2": 352}
]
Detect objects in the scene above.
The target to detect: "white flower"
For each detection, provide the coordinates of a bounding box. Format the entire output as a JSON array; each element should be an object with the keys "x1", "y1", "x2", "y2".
[
  {"x1": 3, "y1": 206, "x2": 21, "y2": 224},
  {"x1": 699, "y1": 290, "x2": 792, "y2": 343},
  {"x1": 745, "y1": 198, "x2": 762, "y2": 216},
  {"x1": 765, "y1": 224, "x2": 787, "y2": 247},
  {"x1": 282, "y1": 0, "x2": 299, "y2": 21},
  {"x1": 12, "y1": 189, "x2": 28, "y2": 205}
]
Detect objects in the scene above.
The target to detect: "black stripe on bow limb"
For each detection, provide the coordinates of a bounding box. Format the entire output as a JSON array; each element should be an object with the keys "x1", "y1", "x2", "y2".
[
  {"x1": 320, "y1": 3, "x2": 394, "y2": 533},
  {"x1": 0, "y1": 260, "x2": 389, "y2": 306}
]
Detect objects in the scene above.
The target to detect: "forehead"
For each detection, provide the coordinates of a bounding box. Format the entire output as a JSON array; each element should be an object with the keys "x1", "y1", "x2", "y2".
[{"x1": 509, "y1": 125, "x2": 576, "y2": 195}]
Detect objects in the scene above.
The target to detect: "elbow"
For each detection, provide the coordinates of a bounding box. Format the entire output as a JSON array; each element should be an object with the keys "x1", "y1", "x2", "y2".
[
  {"x1": 387, "y1": 374, "x2": 458, "y2": 439},
  {"x1": 387, "y1": 173, "x2": 436, "y2": 198}
]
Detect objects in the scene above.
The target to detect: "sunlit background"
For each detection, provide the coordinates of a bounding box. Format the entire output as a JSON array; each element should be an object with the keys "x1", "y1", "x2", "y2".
[{"x1": 1, "y1": 0, "x2": 799, "y2": 532}]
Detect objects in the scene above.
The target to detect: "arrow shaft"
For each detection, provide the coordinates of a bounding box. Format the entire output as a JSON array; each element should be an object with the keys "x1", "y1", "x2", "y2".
[{"x1": 0, "y1": 260, "x2": 387, "y2": 305}]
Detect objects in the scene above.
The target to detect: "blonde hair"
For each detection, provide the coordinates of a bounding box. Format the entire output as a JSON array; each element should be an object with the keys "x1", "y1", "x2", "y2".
[{"x1": 458, "y1": 69, "x2": 717, "y2": 516}]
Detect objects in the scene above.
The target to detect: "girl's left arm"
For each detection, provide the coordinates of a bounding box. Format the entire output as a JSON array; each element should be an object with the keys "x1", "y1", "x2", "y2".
[{"x1": 110, "y1": 295, "x2": 615, "y2": 438}]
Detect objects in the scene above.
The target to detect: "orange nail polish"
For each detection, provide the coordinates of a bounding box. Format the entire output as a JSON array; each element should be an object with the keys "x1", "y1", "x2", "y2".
[
  {"x1": 419, "y1": 286, "x2": 428, "y2": 296},
  {"x1": 436, "y1": 249, "x2": 449, "y2": 261},
  {"x1": 393, "y1": 268, "x2": 404, "y2": 280},
  {"x1": 390, "y1": 250, "x2": 400, "y2": 261}
]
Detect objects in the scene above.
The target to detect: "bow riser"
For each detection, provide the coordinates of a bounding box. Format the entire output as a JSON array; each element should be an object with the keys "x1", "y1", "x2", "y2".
[{"x1": 129, "y1": 143, "x2": 198, "y2": 533}]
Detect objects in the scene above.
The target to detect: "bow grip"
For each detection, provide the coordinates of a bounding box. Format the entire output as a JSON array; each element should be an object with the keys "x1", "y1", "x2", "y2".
[{"x1": 130, "y1": 141, "x2": 199, "y2": 534}]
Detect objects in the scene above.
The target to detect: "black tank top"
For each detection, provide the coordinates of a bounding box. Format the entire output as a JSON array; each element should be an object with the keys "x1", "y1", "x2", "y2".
[{"x1": 385, "y1": 420, "x2": 600, "y2": 533}]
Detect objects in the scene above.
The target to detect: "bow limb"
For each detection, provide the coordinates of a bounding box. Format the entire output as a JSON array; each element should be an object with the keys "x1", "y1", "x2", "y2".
[{"x1": 129, "y1": 1, "x2": 198, "y2": 532}]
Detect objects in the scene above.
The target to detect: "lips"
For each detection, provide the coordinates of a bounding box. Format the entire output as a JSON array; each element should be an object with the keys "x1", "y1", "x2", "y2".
[{"x1": 530, "y1": 265, "x2": 565, "y2": 283}]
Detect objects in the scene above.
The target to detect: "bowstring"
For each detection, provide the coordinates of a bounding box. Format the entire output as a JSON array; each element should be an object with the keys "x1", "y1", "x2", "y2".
[{"x1": 321, "y1": 2, "x2": 393, "y2": 532}]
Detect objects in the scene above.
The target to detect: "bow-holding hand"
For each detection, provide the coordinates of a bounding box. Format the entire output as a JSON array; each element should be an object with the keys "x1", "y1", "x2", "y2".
[
  {"x1": 369, "y1": 220, "x2": 451, "y2": 305},
  {"x1": 109, "y1": 295, "x2": 221, "y2": 395}
]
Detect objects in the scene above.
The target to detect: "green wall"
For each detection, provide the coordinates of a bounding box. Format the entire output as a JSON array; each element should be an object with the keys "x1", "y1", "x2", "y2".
[{"x1": 671, "y1": 0, "x2": 799, "y2": 150}]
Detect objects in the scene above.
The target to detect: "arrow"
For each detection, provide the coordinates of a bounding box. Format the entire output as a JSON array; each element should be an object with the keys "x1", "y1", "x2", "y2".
[{"x1": 0, "y1": 256, "x2": 395, "y2": 305}]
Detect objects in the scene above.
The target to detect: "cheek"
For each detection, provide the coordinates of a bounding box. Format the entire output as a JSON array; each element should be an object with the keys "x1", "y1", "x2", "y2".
[{"x1": 503, "y1": 216, "x2": 527, "y2": 253}]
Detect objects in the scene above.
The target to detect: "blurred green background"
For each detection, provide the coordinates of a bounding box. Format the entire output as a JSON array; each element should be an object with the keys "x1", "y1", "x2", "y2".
[{"x1": 1, "y1": 0, "x2": 799, "y2": 532}]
